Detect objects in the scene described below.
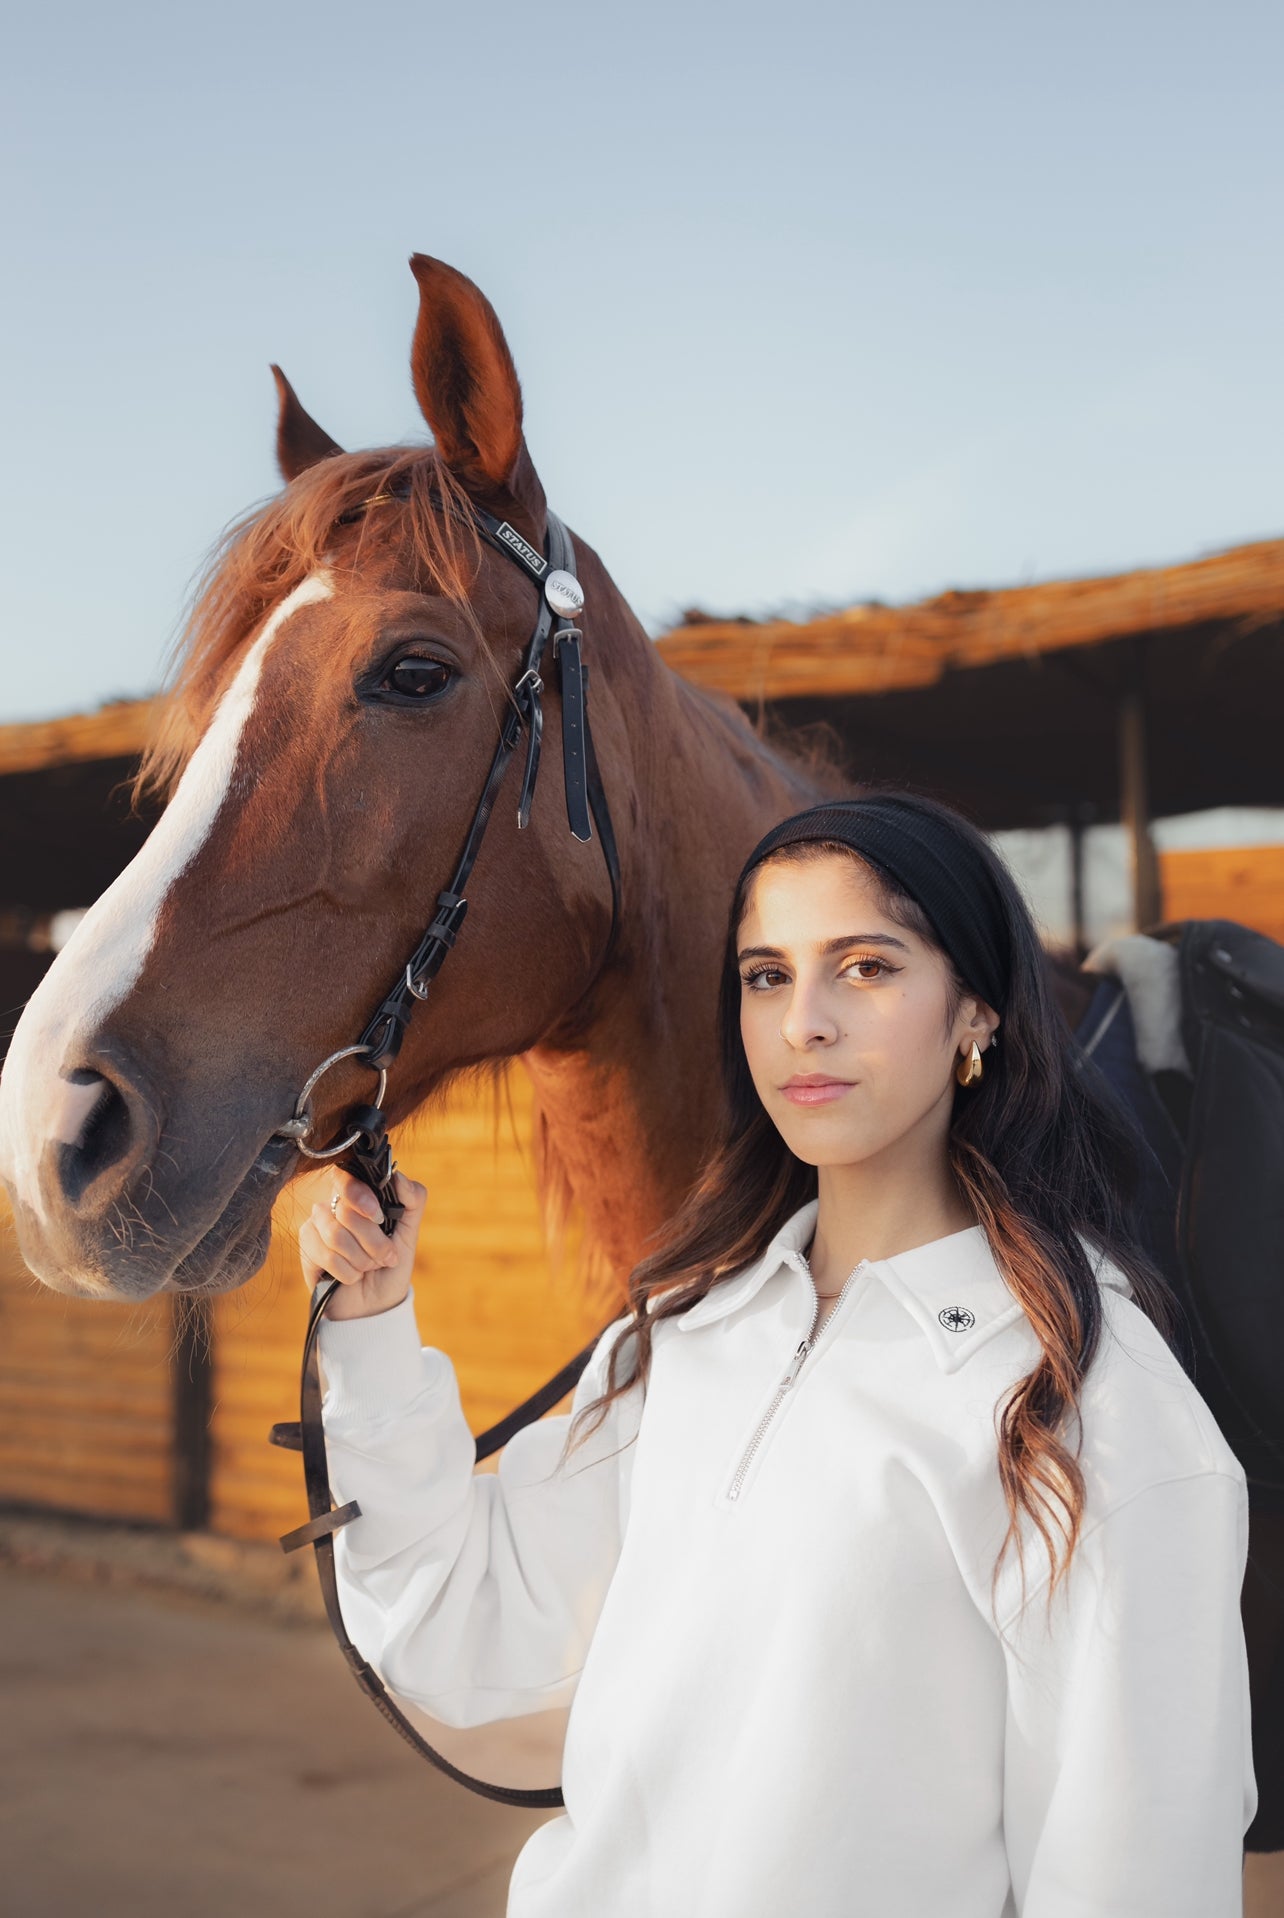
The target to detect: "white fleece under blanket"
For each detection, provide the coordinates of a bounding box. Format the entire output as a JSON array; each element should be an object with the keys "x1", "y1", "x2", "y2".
[{"x1": 1082, "y1": 932, "x2": 1194, "y2": 1077}]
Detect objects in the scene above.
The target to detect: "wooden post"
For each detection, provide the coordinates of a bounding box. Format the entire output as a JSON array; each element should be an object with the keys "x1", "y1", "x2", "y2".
[
  {"x1": 1118, "y1": 640, "x2": 1163, "y2": 932},
  {"x1": 172, "y1": 1296, "x2": 212, "y2": 1531},
  {"x1": 1067, "y1": 803, "x2": 1092, "y2": 961}
]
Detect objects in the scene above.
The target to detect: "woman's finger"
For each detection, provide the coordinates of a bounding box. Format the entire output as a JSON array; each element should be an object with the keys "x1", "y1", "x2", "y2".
[
  {"x1": 330, "y1": 1169, "x2": 384, "y2": 1222},
  {"x1": 389, "y1": 1173, "x2": 428, "y2": 1250},
  {"x1": 303, "y1": 1208, "x2": 388, "y2": 1286},
  {"x1": 299, "y1": 1214, "x2": 367, "y2": 1290},
  {"x1": 325, "y1": 1221, "x2": 396, "y2": 1273},
  {"x1": 392, "y1": 1170, "x2": 428, "y2": 1209},
  {"x1": 299, "y1": 1211, "x2": 353, "y2": 1283},
  {"x1": 325, "y1": 1207, "x2": 399, "y2": 1268},
  {"x1": 317, "y1": 1207, "x2": 396, "y2": 1271},
  {"x1": 298, "y1": 1215, "x2": 325, "y2": 1292},
  {"x1": 325, "y1": 1187, "x2": 399, "y2": 1262},
  {"x1": 326, "y1": 1171, "x2": 427, "y2": 1257}
]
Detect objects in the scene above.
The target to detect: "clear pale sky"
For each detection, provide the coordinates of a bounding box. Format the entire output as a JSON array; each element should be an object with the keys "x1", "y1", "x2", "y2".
[{"x1": 2, "y1": 0, "x2": 1280, "y2": 722}]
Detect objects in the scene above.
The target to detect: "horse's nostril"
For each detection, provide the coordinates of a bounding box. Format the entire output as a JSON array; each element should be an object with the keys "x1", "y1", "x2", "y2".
[
  {"x1": 56, "y1": 1071, "x2": 139, "y2": 1206},
  {"x1": 49, "y1": 1070, "x2": 109, "y2": 1149}
]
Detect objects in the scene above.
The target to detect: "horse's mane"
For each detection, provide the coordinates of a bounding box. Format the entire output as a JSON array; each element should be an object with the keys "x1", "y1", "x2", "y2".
[{"x1": 136, "y1": 445, "x2": 484, "y2": 803}]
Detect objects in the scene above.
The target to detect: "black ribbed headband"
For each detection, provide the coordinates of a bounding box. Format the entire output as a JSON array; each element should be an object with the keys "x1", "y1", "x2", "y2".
[{"x1": 738, "y1": 797, "x2": 1011, "y2": 1014}]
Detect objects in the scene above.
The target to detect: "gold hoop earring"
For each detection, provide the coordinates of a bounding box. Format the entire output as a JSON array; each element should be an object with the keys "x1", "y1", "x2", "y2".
[{"x1": 956, "y1": 1040, "x2": 983, "y2": 1088}]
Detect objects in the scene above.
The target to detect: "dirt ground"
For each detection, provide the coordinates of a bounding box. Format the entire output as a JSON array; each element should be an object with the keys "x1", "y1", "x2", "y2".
[{"x1": 0, "y1": 1527, "x2": 552, "y2": 1918}]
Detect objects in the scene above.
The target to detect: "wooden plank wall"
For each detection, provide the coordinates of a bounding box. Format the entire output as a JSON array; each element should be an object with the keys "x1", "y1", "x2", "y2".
[
  {"x1": 0, "y1": 1198, "x2": 175, "y2": 1522},
  {"x1": 1159, "y1": 844, "x2": 1284, "y2": 945},
  {"x1": 208, "y1": 1063, "x2": 610, "y2": 1543}
]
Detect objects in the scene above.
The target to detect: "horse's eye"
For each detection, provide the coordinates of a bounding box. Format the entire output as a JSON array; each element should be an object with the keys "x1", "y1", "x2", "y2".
[{"x1": 386, "y1": 656, "x2": 451, "y2": 699}]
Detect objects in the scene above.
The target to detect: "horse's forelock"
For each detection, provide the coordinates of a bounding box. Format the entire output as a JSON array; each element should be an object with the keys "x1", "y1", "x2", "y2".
[{"x1": 135, "y1": 447, "x2": 488, "y2": 804}]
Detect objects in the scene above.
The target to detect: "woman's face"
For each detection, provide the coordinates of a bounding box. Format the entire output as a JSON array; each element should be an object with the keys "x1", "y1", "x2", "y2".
[{"x1": 736, "y1": 852, "x2": 996, "y2": 1172}]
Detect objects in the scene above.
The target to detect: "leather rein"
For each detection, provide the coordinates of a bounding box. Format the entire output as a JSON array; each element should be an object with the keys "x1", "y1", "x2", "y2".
[{"x1": 267, "y1": 489, "x2": 621, "y2": 1809}]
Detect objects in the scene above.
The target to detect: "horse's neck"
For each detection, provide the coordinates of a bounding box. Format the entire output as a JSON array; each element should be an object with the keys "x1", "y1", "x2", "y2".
[{"x1": 522, "y1": 621, "x2": 832, "y2": 1289}]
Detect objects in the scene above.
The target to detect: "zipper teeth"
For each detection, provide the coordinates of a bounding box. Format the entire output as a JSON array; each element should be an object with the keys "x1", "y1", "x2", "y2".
[
  {"x1": 725, "y1": 1373, "x2": 799, "y2": 1503},
  {"x1": 725, "y1": 1259, "x2": 866, "y2": 1502}
]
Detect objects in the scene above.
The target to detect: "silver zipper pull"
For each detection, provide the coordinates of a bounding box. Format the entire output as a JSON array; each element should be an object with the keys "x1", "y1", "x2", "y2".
[{"x1": 780, "y1": 1339, "x2": 810, "y2": 1389}]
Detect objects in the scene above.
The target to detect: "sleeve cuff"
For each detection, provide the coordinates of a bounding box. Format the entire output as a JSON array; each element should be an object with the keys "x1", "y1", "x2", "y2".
[{"x1": 317, "y1": 1287, "x2": 450, "y2": 1424}]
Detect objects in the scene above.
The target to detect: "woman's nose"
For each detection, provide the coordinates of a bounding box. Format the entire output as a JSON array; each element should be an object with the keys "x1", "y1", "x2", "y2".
[{"x1": 778, "y1": 982, "x2": 839, "y2": 1049}]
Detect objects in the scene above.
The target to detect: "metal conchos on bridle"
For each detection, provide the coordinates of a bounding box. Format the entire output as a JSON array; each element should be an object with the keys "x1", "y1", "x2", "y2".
[{"x1": 544, "y1": 568, "x2": 584, "y2": 618}]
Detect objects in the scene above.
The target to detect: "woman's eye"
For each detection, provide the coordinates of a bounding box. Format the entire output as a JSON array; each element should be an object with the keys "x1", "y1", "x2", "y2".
[
  {"x1": 741, "y1": 965, "x2": 785, "y2": 990},
  {"x1": 384, "y1": 655, "x2": 452, "y2": 699},
  {"x1": 844, "y1": 958, "x2": 891, "y2": 981}
]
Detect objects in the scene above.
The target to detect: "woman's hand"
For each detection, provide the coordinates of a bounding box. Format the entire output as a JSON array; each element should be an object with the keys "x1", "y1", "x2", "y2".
[{"x1": 298, "y1": 1168, "x2": 428, "y2": 1321}]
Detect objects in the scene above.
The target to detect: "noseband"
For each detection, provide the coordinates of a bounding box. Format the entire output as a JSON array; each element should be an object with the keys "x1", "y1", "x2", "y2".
[{"x1": 268, "y1": 488, "x2": 622, "y2": 1810}]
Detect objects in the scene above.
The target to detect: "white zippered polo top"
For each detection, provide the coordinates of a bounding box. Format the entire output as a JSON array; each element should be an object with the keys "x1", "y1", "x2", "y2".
[{"x1": 318, "y1": 1198, "x2": 1256, "y2": 1917}]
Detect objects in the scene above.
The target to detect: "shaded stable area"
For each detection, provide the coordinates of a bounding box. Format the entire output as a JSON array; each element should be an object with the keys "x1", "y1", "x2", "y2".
[
  {"x1": 765, "y1": 615, "x2": 1282, "y2": 825},
  {"x1": 659, "y1": 534, "x2": 1284, "y2": 939},
  {"x1": 0, "y1": 712, "x2": 158, "y2": 1041}
]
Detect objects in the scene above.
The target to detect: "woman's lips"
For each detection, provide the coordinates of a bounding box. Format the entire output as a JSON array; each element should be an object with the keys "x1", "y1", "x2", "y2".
[{"x1": 781, "y1": 1081, "x2": 855, "y2": 1106}]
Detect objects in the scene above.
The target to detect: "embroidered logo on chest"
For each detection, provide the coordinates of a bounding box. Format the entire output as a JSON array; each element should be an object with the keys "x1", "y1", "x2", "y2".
[{"x1": 938, "y1": 1304, "x2": 976, "y2": 1332}]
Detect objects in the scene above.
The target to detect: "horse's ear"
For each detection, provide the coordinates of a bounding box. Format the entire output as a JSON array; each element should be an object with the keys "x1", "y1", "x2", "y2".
[
  {"x1": 271, "y1": 365, "x2": 344, "y2": 481},
  {"x1": 407, "y1": 254, "x2": 546, "y2": 534}
]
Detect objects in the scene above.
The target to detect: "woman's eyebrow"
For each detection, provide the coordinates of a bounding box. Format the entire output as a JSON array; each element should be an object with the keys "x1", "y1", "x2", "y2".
[{"x1": 736, "y1": 933, "x2": 912, "y2": 961}]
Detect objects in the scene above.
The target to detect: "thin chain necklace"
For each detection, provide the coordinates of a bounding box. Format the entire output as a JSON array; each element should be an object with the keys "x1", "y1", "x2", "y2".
[{"x1": 803, "y1": 1239, "x2": 850, "y2": 1301}]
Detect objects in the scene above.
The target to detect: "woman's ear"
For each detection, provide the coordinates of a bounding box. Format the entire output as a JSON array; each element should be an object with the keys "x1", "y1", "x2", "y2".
[{"x1": 957, "y1": 996, "x2": 1001, "y2": 1051}]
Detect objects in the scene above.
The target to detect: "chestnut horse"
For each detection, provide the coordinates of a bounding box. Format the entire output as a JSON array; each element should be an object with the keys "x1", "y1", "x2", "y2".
[{"x1": 0, "y1": 255, "x2": 848, "y2": 1302}]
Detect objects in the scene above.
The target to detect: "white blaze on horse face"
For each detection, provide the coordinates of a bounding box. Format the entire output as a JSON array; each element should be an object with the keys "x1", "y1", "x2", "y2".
[{"x1": 0, "y1": 572, "x2": 333, "y2": 1213}]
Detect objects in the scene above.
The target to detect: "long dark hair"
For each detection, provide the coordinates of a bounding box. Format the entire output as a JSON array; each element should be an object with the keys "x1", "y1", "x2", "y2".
[{"x1": 568, "y1": 788, "x2": 1184, "y2": 1629}]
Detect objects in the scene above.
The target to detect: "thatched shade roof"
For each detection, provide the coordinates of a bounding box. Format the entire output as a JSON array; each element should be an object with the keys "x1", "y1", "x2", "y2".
[
  {"x1": 656, "y1": 536, "x2": 1284, "y2": 702},
  {"x1": 0, "y1": 700, "x2": 158, "y2": 779},
  {"x1": 658, "y1": 536, "x2": 1284, "y2": 834}
]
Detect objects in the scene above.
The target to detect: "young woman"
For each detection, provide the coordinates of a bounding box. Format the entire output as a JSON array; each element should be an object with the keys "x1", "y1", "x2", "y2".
[{"x1": 300, "y1": 790, "x2": 1256, "y2": 1917}]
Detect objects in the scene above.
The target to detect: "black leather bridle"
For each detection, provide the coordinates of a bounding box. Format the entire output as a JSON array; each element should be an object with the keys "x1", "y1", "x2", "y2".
[{"x1": 268, "y1": 488, "x2": 622, "y2": 1809}]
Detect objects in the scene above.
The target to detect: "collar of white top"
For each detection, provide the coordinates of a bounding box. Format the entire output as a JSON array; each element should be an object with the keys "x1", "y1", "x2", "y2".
[{"x1": 674, "y1": 1199, "x2": 1132, "y2": 1376}]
